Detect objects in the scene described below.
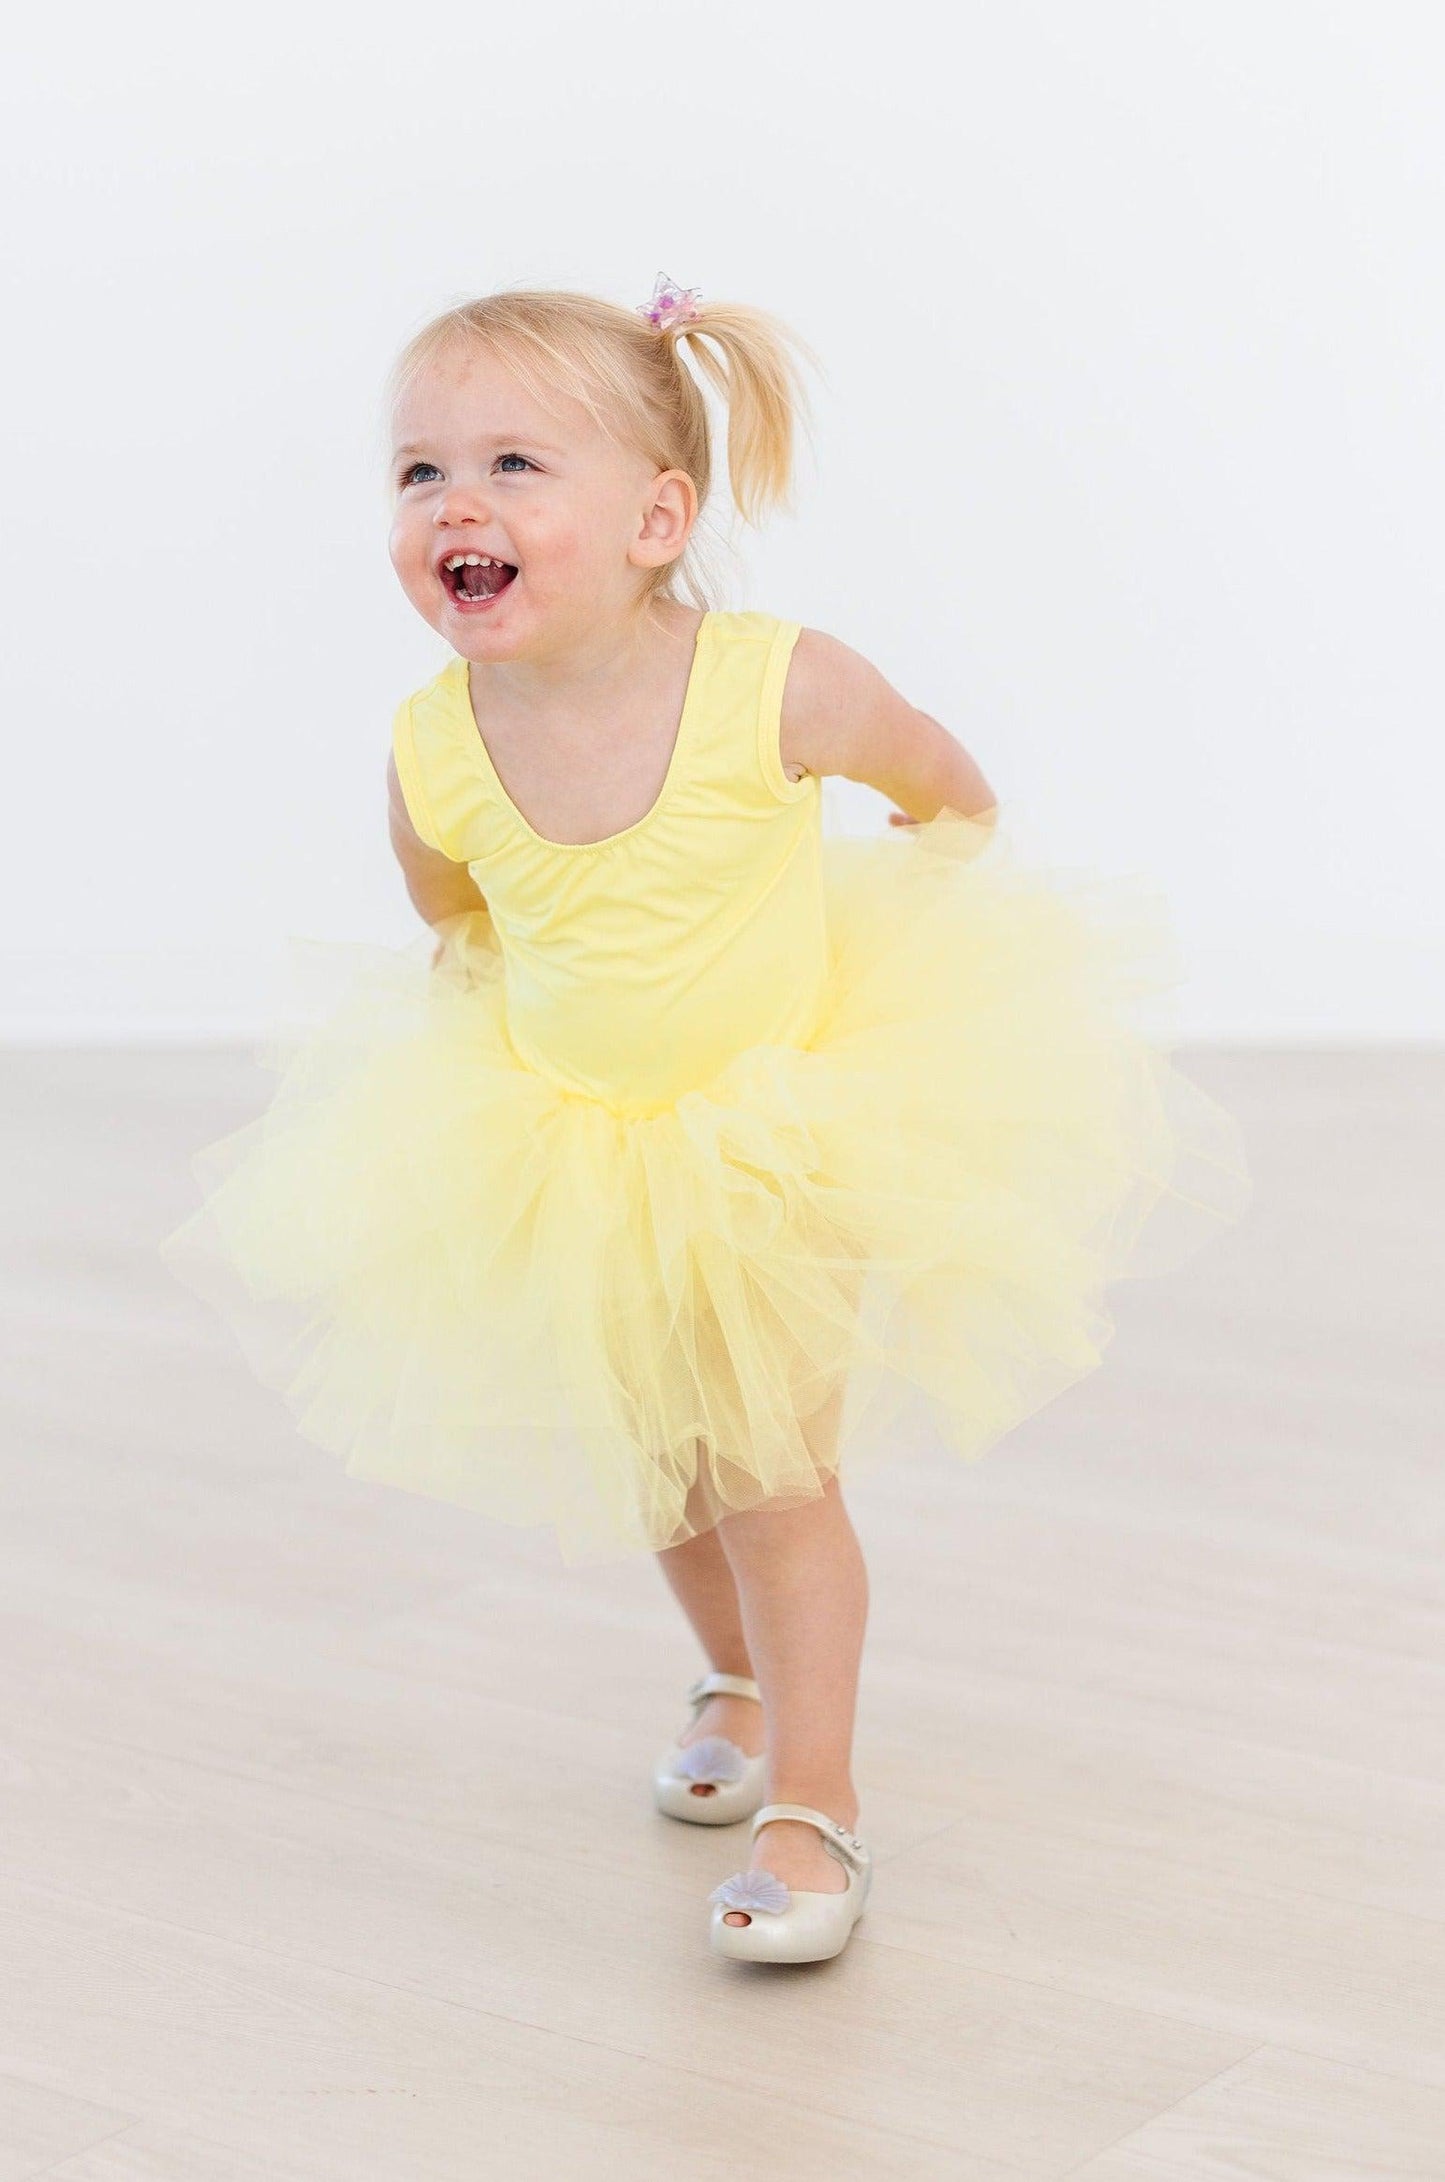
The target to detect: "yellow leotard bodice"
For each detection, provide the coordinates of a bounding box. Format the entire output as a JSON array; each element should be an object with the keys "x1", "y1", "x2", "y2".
[{"x1": 391, "y1": 610, "x2": 828, "y2": 1118}]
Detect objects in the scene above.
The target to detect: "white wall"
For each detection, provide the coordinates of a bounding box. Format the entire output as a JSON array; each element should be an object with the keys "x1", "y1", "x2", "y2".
[{"x1": 2, "y1": 1, "x2": 1440, "y2": 1042}]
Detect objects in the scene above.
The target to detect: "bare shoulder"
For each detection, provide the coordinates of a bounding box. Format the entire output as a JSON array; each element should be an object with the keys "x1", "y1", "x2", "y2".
[
  {"x1": 778, "y1": 623, "x2": 999, "y2": 820},
  {"x1": 778, "y1": 625, "x2": 933, "y2": 785}
]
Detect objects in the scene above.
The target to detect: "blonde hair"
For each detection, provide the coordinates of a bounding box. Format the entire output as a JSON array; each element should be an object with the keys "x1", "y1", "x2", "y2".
[{"x1": 386, "y1": 283, "x2": 822, "y2": 611}]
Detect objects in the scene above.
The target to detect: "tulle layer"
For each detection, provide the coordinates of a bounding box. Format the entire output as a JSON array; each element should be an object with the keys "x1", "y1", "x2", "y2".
[{"x1": 162, "y1": 807, "x2": 1252, "y2": 1564}]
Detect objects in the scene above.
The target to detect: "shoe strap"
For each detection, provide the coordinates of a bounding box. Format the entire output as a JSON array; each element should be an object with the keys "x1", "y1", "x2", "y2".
[
  {"x1": 751, "y1": 1801, "x2": 870, "y2": 1875},
  {"x1": 686, "y1": 1671, "x2": 762, "y2": 1707}
]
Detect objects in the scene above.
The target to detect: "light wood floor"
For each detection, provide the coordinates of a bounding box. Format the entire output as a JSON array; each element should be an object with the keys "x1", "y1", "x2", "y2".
[{"x1": 2, "y1": 1047, "x2": 1441, "y2": 2181}]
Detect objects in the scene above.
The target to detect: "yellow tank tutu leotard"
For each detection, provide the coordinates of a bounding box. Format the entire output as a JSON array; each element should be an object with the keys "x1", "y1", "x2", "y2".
[{"x1": 163, "y1": 610, "x2": 1252, "y2": 1564}]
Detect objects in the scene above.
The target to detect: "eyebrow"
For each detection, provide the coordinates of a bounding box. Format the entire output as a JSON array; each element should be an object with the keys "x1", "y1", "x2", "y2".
[{"x1": 392, "y1": 435, "x2": 565, "y2": 459}]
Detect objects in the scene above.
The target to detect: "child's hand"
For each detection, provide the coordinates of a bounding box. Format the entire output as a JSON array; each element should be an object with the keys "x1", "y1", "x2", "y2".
[
  {"x1": 429, "y1": 912, "x2": 470, "y2": 970},
  {"x1": 428, "y1": 908, "x2": 499, "y2": 984}
]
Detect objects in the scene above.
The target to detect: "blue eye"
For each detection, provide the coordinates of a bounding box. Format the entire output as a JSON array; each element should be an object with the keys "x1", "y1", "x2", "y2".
[{"x1": 396, "y1": 452, "x2": 536, "y2": 488}]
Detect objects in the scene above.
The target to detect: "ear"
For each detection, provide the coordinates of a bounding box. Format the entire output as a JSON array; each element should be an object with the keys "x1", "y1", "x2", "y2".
[{"x1": 629, "y1": 467, "x2": 698, "y2": 570}]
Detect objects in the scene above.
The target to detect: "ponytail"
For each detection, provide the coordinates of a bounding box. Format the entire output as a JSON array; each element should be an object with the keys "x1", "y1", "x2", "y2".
[{"x1": 665, "y1": 299, "x2": 820, "y2": 527}]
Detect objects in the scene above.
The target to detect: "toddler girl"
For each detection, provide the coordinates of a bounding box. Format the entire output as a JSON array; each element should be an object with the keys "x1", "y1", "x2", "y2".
[{"x1": 164, "y1": 273, "x2": 1250, "y2": 1964}]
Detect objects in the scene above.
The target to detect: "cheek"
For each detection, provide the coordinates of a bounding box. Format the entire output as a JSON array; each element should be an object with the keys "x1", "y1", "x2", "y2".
[
  {"x1": 530, "y1": 517, "x2": 601, "y2": 573},
  {"x1": 388, "y1": 512, "x2": 429, "y2": 584}
]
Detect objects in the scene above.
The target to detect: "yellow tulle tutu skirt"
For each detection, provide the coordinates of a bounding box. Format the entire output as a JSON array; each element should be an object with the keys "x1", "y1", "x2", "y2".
[{"x1": 162, "y1": 808, "x2": 1252, "y2": 1564}]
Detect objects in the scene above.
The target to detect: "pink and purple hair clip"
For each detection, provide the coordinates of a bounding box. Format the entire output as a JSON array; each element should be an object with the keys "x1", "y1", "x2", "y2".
[{"x1": 636, "y1": 271, "x2": 703, "y2": 333}]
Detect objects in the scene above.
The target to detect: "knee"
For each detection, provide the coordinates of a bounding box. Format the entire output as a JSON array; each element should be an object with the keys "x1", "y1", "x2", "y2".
[{"x1": 716, "y1": 1472, "x2": 848, "y2": 1569}]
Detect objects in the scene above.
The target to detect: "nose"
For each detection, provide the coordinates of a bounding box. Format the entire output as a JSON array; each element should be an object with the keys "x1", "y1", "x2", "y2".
[{"x1": 432, "y1": 482, "x2": 493, "y2": 529}]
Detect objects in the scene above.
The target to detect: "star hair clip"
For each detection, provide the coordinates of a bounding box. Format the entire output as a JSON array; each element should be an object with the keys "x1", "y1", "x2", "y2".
[{"x1": 636, "y1": 271, "x2": 703, "y2": 333}]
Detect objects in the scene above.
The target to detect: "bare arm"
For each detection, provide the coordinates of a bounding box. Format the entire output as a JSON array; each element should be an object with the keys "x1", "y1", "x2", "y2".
[
  {"x1": 387, "y1": 753, "x2": 491, "y2": 928},
  {"x1": 779, "y1": 629, "x2": 998, "y2": 825}
]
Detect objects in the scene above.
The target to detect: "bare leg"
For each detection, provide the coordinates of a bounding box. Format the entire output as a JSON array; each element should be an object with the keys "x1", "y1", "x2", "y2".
[
  {"x1": 713, "y1": 1468, "x2": 869, "y2": 1925},
  {"x1": 655, "y1": 1519, "x2": 765, "y2": 1802}
]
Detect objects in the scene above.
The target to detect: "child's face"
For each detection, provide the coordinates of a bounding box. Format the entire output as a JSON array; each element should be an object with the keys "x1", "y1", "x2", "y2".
[{"x1": 388, "y1": 341, "x2": 693, "y2": 659}]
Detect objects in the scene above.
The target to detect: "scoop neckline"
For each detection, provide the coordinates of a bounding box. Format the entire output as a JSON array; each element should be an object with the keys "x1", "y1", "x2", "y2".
[{"x1": 452, "y1": 609, "x2": 715, "y2": 853}]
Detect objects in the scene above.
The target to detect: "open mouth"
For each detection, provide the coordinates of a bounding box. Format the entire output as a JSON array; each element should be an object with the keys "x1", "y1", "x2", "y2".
[{"x1": 439, "y1": 553, "x2": 519, "y2": 606}]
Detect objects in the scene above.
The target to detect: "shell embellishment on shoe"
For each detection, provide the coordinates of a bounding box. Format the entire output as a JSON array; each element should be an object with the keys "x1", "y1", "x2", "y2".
[
  {"x1": 708, "y1": 1868, "x2": 791, "y2": 1916},
  {"x1": 708, "y1": 1802, "x2": 873, "y2": 1964},
  {"x1": 653, "y1": 1670, "x2": 768, "y2": 1826},
  {"x1": 672, "y1": 1736, "x2": 748, "y2": 1787}
]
